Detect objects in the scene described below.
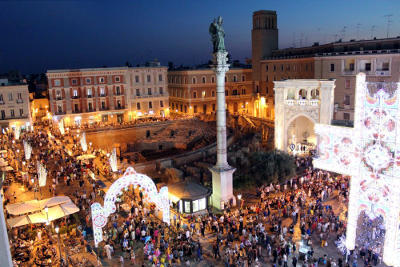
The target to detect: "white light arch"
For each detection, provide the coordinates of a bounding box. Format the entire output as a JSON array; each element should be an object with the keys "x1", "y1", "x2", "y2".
[{"x1": 91, "y1": 167, "x2": 170, "y2": 247}]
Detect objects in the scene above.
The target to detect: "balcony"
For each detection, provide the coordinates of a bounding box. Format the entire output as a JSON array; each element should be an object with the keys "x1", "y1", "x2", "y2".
[
  {"x1": 87, "y1": 108, "x2": 95, "y2": 112},
  {"x1": 87, "y1": 95, "x2": 93, "y2": 98},
  {"x1": 375, "y1": 70, "x2": 390, "y2": 76},
  {"x1": 55, "y1": 111, "x2": 66, "y2": 115},
  {"x1": 72, "y1": 110, "x2": 81, "y2": 114},
  {"x1": 285, "y1": 99, "x2": 295, "y2": 106},
  {"x1": 115, "y1": 92, "x2": 122, "y2": 96},
  {"x1": 71, "y1": 96, "x2": 80, "y2": 99},
  {"x1": 55, "y1": 97, "x2": 63, "y2": 101},
  {"x1": 115, "y1": 106, "x2": 125, "y2": 110},
  {"x1": 342, "y1": 69, "x2": 355, "y2": 75},
  {"x1": 16, "y1": 99, "x2": 24, "y2": 104},
  {"x1": 99, "y1": 94, "x2": 107, "y2": 97},
  {"x1": 310, "y1": 99, "x2": 320, "y2": 106},
  {"x1": 0, "y1": 115, "x2": 29, "y2": 120},
  {"x1": 0, "y1": 101, "x2": 4, "y2": 105},
  {"x1": 99, "y1": 107, "x2": 109, "y2": 111},
  {"x1": 297, "y1": 99, "x2": 308, "y2": 106}
]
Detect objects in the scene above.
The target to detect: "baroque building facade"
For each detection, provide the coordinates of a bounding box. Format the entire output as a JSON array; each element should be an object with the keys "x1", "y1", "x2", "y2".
[
  {"x1": 0, "y1": 79, "x2": 31, "y2": 129},
  {"x1": 168, "y1": 68, "x2": 254, "y2": 116},
  {"x1": 46, "y1": 66, "x2": 168, "y2": 126}
]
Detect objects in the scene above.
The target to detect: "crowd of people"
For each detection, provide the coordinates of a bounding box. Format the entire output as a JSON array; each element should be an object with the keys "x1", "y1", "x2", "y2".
[{"x1": 1, "y1": 121, "x2": 388, "y2": 266}]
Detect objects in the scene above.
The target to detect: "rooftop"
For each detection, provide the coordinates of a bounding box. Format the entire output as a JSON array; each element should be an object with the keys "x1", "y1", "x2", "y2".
[{"x1": 168, "y1": 180, "x2": 210, "y2": 200}]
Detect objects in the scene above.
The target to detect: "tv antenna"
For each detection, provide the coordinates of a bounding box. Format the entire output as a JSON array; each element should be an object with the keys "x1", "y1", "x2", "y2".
[
  {"x1": 340, "y1": 26, "x2": 347, "y2": 41},
  {"x1": 370, "y1": 25, "x2": 376, "y2": 39},
  {"x1": 384, "y1": 14, "x2": 393, "y2": 38},
  {"x1": 356, "y1": 23, "x2": 361, "y2": 40}
]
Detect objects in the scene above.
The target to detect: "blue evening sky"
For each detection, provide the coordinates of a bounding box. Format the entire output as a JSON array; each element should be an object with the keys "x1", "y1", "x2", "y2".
[{"x1": 0, "y1": 0, "x2": 399, "y2": 74}]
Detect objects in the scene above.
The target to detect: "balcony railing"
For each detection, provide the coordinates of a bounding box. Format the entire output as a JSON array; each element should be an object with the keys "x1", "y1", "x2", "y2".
[
  {"x1": 115, "y1": 92, "x2": 122, "y2": 96},
  {"x1": 72, "y1": 110, "x2": 81, "y2": 114},
  {"x1": 16, "y1": 99, "x2": 24, "y2": 103},
  {"x1": 0, "y1": 101, "x2": 5, "y2": 105},
  {"x1": 285, "y1": 99, "x2": 320, "y2": 106},
  {"x1": 55, "y1": 111, "x2": 66, "y2": 115},
  {"x1": 99, "y1": 94, "x2": 107, "y2": 97},
  {"x1": 342, "y1": 69, "x2": 355, "y2": 75},
  {"x1": 99, "y1": 107, "x2": 109, "y2": 111},
  {"x1": 71, "y1": 96, "x2": 80, "y2": 99},
  {"x1": 87, "y1": 95, "x2": 93, "y2": 98},
  {"x1": 87, "y1": 109, "x2": 95, "y2": 112},
  {"x1": 55, "y1": 97, "x2": 63, "y2": 101},
  {"x1": 0, "y1": 115, "x2": 29, "y2": 120},
  {"x1": 115, "y1": 106, "x2": 125, "y2": 110},
  {"x1": 375, "y1": 70, "x2": 390, "y2": 76}
]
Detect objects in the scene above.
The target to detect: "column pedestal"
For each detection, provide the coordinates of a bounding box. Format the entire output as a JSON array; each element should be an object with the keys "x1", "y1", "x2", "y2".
[{"x1": 209, "y1": 165, "x2": 236, "y2": 210}]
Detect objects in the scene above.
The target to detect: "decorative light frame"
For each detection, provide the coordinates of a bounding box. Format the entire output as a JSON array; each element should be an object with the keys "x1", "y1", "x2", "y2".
[
  {"x1": 91, "y1": 167, "x2": 170, "y2": 247},
  {"x1": 314, "y1": 73, "x2": 400, "y2": 267}
]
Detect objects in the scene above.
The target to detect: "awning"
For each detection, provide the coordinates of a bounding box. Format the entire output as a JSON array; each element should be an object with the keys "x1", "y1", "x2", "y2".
[
  {"x1": 6, "y1": 201, "x2": 42, "y2": 215},
  {"x1": 1, "y1": 166, "x2": 12, "y2": 171},
  {"x1": 7, "y1": 216, "x2": 31, "y2": 228}
]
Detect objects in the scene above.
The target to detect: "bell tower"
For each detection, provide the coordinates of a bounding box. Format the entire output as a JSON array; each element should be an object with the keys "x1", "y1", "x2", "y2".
[{"x1": 252, "y1": 10, "x2": 278, "y2": 90}]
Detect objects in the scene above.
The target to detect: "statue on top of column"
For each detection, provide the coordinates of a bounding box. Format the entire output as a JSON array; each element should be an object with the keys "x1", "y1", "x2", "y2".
[{"x1": 209, "y1": 16, "x2": 225, "y2": 53}]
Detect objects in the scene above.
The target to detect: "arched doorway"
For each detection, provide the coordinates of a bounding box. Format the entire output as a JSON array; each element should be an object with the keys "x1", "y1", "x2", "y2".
[
  {"x1": 286, "y1": 115, "x2": 316, "y2": 154},
  {"x1": 91, "y1": 167, "x2": 170, "y2": 247}
]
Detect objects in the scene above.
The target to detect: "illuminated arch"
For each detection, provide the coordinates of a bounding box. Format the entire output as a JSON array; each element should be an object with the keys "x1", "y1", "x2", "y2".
[{"x1": 91, "y1": 167, "x2": 170, "y2": 247}]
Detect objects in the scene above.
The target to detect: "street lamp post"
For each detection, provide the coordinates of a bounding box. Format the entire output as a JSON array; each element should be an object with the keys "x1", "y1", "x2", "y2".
[
  {"x1": 55, "y1": 226, "x2": 63, "y2": 266},
  {"x1": 237, "y1": 194, "x2": 242, "y2": 213},
  {"x1": 31, "y1": 178, "x2": 35, "y2": 199}
]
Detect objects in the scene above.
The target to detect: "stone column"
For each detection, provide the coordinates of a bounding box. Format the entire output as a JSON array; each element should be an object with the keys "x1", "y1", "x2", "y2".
[
  {"x1": 209, "y1": 51, "x2": 236, "y2": 210},
  {"x1": 0, "y1": 193, "x2": 13, "y2": 267}
]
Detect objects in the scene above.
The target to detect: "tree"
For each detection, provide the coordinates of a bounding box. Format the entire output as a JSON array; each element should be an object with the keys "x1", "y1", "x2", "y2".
[
  {"x1": 168, "y1": 61, "x2": 174, "y2": 70},
  {"x1": 125, "y1": 61, "x2": 132, "y2": 67}
]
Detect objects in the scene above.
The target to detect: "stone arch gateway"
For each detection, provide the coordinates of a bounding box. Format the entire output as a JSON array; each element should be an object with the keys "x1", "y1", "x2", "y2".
[
  {"x1": 91, "y1": 167, "x2": 170, "y2": 247},
  {"x1": 274, "y1": 79, "x2": 335, "y2": 152}
]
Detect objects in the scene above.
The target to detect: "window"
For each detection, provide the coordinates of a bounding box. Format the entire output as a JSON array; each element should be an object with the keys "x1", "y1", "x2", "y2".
[
  {"x1": 193, "y1": 199, "x2": 199, "y2": 213},
  {"x1": 365, "y1": 63, "x2": 371, "y2": 71},
  {"x1": 305, "y1": 64, "x2": 308, "y2": 71},
  {"x1": 54, "y1": 79, "x2": 61, "y2": 86},
  {"x1": 57, "y1": 105, "x2": 62, "y2": 113},
  {"x1": 266, "y1": 76, "x2": 269, "y2": 82},
  {"x1": 273, "y1": 65, "x2": 276, "y2": 72},
  {"x1": 281, "y1": 65, "x2": 284, "y2": 71},
  {"x1": 184, "y1": 105, "x2": 187, "y2": 113},
  {"x1": 99, "y1": 77, "x2": 104, "y2": 83},
  {"x1": 73, "y1": 90, "x2": 78, "y2": 97},
  {"x1": 202, "y1": 91, "x2": 206, "y2": 97},
  {"x1": 193, "y1": 105, "x2": 197, "y2": 113},
  {"x1": 100, "y1": 87, "x2": 105, "y2": 96},
  {"x1": 225, "y1": 76, "x2": 227, "y2": 82},
  {"x1": 74, "y1": 104, "x2": 79, "y2": 112},
  {"x1": 88, "y1": 102, "x2": 93, "y2": 111},
  {"x1": 19, "y1": 109, "x2": 23, "y2": 116},
  {"x1": 148, "y1": 101, "x2": 152, "y2": 109},
  {"x1": 345, "y1": 80, "x2": 351, "y2": 89},
  {"x1": 10, "y1": 109, "x2": 15, "y2": 117},
  {"x1": 349, "y1": 63, "x2": 355, "y2": 71},
  {"x1": 212, "y1": 104, "x2": 215, "y2": 111},
  {"x1": 193, "y1": 91, "x2": 197, "y2": 98},
  {"x1": 116, "y1": 100, "x2": 122, "y2": 108},
  {"x1": 212, "y1": 91, "x2": 215, "y2": 97},
  {"x1": 232, "y1": 89, "x2": 238, "y2": 95},
  {"x1": 116, "y1": 86, "x2": 121, "y2": 95},
  {"x1": 115, "y1": 76, "x2": 120, "y2": 82},
  {"x1": 242, "y1": 75, "x2": 245, "y2": 82},
  {"x1": 159, "y1": 87, "x2": 163, "y2": 94},
  {"x1": 137, "y1": 103, "x2": 141, "y2": 110},
  {"x1": 225, "y1": 90, "x2": 228, "y2": 96},
  {"x1": 241, "y1": 88, "x2": 246, "y2": 95},
  {"x1": 85, "y1": 78, "x2": 91, "y2": 84},
  {"x1": 344, "y1": 113, "x2": 350, "y2": 120},
  {"x1": 8, "y1": 93, "x2": 12, "y2": 101},
  {"x1": 147, "y1": 75, "x2": 151, "y2": 82},
  {"x1": 72, "y1": 79, "x2": 78, "y2": 85},
  {"x1": 147, "y1": 88, "x2": 152, "y2": 95},
  {"x1": 158, "y1": 74, "x2": 163, "y2": 82},
  {"x1": 136, "y1": 89, "x2": 140, "y2": 96},
  {"x1": 266, "y1": 65, "x2": 269, "y2": 71},
  {"x1": 135, "y1": 75, "x2": 139, "y2": 83},
  {"x1": 202, "y1": 77, "x2": 206, "y2": 83},
  {"x1": 56, "y1": 91, "x2": 61, "y2": 99},
  {"x1": 211, "y1": 76, "x2": 215, "y2": 83},
  {"x1": 233, "y1": 75, "x2": 237, "y2": 82},
  {"x1": 382, "y1": 62, "x2": 389, "y2": 71},
  {"x1": 330, "y1": 64, "x2": 335, "y2": 72},
  {"x1": 101, "y1": 101, "x2": 106, "y2": 109},
  {"x1": 0, "y1": 95, "x2": 3, "y2": 103},
  {"x1": 184, "y1": 201, "x2": 191, "y2": 213},
  {"x1": 192, "y1": 77, "x2": 196, "y2": 84},
  {"x1": 160, "y1": 100, "x2": 164, "y2": 107},
  {"x1": 344, "y1": 95, "x2": 350, "y2": 105},
  {"x1": 87, "y1": 88, "x2": 92, "y2": 97},
  {"x1": 0, "y1": 110, "x2": 5, "y2": 119}
]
